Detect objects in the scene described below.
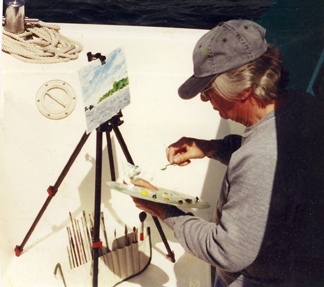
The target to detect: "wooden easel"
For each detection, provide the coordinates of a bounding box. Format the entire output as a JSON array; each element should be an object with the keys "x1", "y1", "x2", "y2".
[{"x1": 15, "y1": 112, "x2": 175, "y2": 287}]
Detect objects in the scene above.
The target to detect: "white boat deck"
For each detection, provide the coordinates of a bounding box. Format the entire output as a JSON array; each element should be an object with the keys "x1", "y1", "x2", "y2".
[{"x1": 0, "y1": 23, "x2": 244, "y2": 286}]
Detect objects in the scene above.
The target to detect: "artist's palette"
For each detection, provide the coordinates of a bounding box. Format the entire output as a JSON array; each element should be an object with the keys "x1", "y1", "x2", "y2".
[{"x1": 106, "y1": 181, "x2": 210, "y2": 209}]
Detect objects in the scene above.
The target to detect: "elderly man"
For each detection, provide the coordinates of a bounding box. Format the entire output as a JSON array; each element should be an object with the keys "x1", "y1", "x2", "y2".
[{"x1": 133, "y1": 19, "x2": 324, "y2": 286}]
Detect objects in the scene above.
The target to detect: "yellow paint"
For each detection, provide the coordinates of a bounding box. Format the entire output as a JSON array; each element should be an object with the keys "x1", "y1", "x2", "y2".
[{"x1": 141, "y1": 190, "x2": 148, "y2": 196}]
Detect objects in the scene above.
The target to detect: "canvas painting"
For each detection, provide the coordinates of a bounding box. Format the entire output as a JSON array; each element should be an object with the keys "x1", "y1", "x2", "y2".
[{"x1": 78, "y1": 47, "x2": 130, "y2": 133}]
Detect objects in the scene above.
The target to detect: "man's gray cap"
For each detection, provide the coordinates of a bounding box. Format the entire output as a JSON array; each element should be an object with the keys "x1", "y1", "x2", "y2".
[{"x1": 178, "y1": 19, "x2": 268, "y2": 99}]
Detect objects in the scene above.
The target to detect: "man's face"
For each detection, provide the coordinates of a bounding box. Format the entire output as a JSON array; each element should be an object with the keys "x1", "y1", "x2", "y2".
[{"x1": 200, "y1": 86, "x2": 241, "y2": 122}]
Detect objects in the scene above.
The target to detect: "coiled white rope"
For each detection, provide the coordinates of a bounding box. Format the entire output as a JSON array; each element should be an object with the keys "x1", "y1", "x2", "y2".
[{"x1": 2, "y1": 21, "x2": 83, "y2": 64}]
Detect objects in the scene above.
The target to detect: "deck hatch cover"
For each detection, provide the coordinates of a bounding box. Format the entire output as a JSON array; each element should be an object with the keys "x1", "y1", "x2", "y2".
[{"x1": 36, "y1": 80, "x2": 77, "y2": 120}]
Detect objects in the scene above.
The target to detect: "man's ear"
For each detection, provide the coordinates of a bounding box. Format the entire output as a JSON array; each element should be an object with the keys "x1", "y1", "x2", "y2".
[{"x1": 239, "y1": 87, "x2": 253, "y2": 101}]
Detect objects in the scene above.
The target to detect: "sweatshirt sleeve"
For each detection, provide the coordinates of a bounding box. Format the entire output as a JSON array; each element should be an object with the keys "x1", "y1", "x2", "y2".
[
  {"x1": 209, "y1": 135, "x2": 242, "y2": 165},
  {"x1": 164, "y1": 134, "x2": 276, "y2": 273}
]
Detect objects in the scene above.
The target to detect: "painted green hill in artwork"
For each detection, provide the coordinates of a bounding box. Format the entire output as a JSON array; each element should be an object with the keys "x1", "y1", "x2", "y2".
[{"x1": 98, "y1": 77, "x2": 129, "y2": 104}]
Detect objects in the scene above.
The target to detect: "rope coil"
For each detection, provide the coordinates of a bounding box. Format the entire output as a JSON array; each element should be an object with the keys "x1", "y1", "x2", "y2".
[{"x1": 2, "y1": 21, "x2": 83, "y2": 64}]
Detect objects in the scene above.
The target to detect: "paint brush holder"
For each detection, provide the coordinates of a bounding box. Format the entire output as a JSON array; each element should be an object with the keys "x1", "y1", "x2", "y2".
[{"x1": 55, "y1": 227, "x2": 152, "y2": 287}]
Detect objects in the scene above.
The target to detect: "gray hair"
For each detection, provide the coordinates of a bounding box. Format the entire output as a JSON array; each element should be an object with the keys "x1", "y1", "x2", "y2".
[{"x1": 211, "y1": 46, "x2": 288, "y2": 106}]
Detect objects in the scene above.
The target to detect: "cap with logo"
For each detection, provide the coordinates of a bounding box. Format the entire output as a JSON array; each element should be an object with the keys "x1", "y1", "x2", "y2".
[{"x1": 178, "y1": 19, "x2": 268, "y2": 99}]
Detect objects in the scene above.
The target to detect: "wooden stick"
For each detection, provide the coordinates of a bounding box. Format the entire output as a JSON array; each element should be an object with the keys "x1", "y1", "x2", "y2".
[
  {"x1": 89, "y1": 214, "x2": 94, "y2": 243},
  {"x1": 83, "y1": 211, "x2": 92, "y2": 257},
  {"x1": 75, "y1": 219, "x2": 84, "y2": 264},
  {"x1": 100, "y1": 212, "x2": 110, "y2": 253},
  {"x1": 124, "y1": 224, "x2": 130, "y2": 246},
  {"x1": 77, "y1": 219, "x2": 87, "y2": 263},
  {"x1": 112, "y1": 229, "x2": 119, "y2": 250},
  {"x1": 89, "y1": 214, "x2": 94, "y2": 230},
  {"x1": 133, "y1": 227, "x2": 138, "y2": 243},
  {"x1": 81, "y1": 217, "x2": 92, "y2": 260},
  {"x1": 69, "y1": 212, "x2": 82, "y2": 265},
  {"x1": 67, "y1": 227, "x2": 75, "y2": 268},
  {"x1": 67, "y1": 226, "x2": 78, "y2": 267}
]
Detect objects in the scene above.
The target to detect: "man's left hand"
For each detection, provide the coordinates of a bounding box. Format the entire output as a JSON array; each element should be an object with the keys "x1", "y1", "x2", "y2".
[{"x1": 131, "y1": 179, "x2": 168, "y2": 221}]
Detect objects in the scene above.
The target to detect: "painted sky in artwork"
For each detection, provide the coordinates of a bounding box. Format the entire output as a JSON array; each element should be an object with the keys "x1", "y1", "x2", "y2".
[
  {"x1": 78, "y1": 47, "x2": 130, "y2": 133},
  {"x1": 79, "y1": 47, "x2": 128, "y2": 105}
]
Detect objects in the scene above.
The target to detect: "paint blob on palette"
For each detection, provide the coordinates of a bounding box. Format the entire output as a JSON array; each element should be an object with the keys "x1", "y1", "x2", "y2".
[{"x1": 106, "y1": 181, "x2": 210, "y2": 209}]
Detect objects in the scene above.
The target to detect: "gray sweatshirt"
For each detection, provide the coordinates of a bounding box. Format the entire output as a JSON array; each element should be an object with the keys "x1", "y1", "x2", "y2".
[{"x1": 164, "y1": 90, "x2": 324, "y2": 286}]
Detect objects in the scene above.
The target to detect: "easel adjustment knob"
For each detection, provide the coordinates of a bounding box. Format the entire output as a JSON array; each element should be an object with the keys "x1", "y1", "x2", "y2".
[
  {"x1": 92, "y1": 241, "x2": 103, "y2": 249},
  {"x1": 47, "y1": 186, "x2": 57, "y2": 197},
  {"x1": 87, "y1": 52, "x2": 106, "y2": 65},
  {"x1": 14, "y1": 245, "x2": 22, "y2": 257}
]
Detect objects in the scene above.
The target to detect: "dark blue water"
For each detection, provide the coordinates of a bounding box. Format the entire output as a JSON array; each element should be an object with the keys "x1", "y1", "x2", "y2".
[
  {"x1": 3, "y1": 0, "x2": 323, "y2": 95},
  {"x1": 21, "y1": 0, "x2": 270, "y2": 29}
]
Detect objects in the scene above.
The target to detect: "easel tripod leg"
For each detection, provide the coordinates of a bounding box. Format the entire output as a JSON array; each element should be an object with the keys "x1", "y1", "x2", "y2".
[
  {"x1": 112, "y1": 124, "x2": 134, "y2": 165},
  {"x1": 92, "y1": 128, "x2": 103, "y2": 287},
  {"x1": 106, "y1": 131, "x2": 116, "y2": 181},
  {"x1": 15, "y1": 132, "x2": 91, "y2": 256},
  {"x1": 111, "y1": 122, "x2": 176, "y2": 262},
  {"x1": 15, "y1": 196, "x2": 53, "y2": 256},
  {"x1": 152, "y1": 216, "x2": 175, "y2": 262}
]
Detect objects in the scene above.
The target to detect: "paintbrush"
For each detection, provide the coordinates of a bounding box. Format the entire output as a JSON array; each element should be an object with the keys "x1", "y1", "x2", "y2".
[
  {"x1": 77, "y1": 219, "x2": 87, "y2": 263},
  {"x1": 139, "y1": 212, "x2": 147, "y2": 241},
  {"x1": 81, "y1": 217, "x2": 92, "y2": 260},
  {"x1": 100, "y1": 212, "x2": 110, "y2": 253},
  {"x1": 89, "y1": 214, "x2": 94, "y2": 229},
  {"x1": 89, "y1": 213, "x2": 94, "y2": 242},
  {"x1": 133, "y1": 227, "x2": 138, "y2": 243},
  {"x1": 67, "y1": 226, "x2": 78, "y2": 267},
  {"x1": 69, "y1": 212, "x2": 82, "y2": 265},
  {"x1": 82, "y1": 210, "x2": 88, "y2": 228},
  {"x1": 112, "y1": 229, "x2": 119, "y2": 250},
  {"x1": 67, "y1": 227, "x2": 76, "y2": 268},
  {"x1": 75, "y1": 219, "x2": 85, "y2": 264},
  {"x1": 83, "y1": 211, "x2": 92, "y2": 256},
  {"x1": 124, "y1": 224, "x2": 130, "y2": 246}
]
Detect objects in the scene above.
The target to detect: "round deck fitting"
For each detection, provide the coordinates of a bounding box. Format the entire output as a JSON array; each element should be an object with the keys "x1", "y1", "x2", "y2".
[{"x1": 36, "y1": 80, "x2": 77, "y2": 120}]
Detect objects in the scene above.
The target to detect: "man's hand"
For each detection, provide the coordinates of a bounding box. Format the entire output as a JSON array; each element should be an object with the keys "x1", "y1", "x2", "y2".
[
  {"x1": 166, "y1": 137, "x2": 217, "y2": 166},
  {"x1": 131, "y1": 179, "x2": 168, "y2": 221}
]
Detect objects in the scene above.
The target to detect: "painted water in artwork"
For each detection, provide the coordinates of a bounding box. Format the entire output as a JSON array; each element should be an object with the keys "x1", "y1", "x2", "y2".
[{"x1": 78, "y1": 47, "x2": 130, "y2": 133}]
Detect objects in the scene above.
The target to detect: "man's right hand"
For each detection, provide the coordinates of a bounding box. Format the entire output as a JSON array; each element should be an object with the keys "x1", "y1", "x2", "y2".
[{"x1": 166, "y1": 137, "x2": 218, "y2": 166}]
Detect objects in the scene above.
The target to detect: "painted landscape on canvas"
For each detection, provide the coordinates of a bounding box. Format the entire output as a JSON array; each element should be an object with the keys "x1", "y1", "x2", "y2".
[{"x1": 78, "y1": 47, "x2": 130, "y2": 133}]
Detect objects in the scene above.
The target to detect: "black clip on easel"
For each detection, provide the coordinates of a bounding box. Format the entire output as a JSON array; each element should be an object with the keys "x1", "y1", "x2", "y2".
[
  {"x1": 87, "y1": 52, "x2": 106, "y2": 65},
  {"x1": 14, "y1": 54, "x2": 175, "y2": 287}
]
